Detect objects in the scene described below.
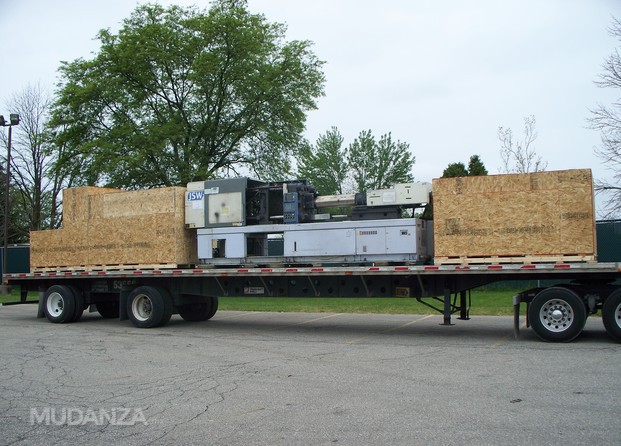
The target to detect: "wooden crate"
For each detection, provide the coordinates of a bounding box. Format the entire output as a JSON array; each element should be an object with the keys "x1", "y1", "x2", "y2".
[
  {"x1": 30, "y1": 227, "x2": 89, "y2": 269},
  {"x1": 31, "y1": 186, "x2": 197, "y2": 270},
  {"x1": 432, "y1": 169, "x2": 596, "y2": 263},
  {"x1": 62, "y1": 186, "x2": 121, "y2": 228}
]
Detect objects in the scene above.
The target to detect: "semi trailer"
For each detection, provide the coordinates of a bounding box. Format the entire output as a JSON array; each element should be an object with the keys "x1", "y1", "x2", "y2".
[{"x1": 3, "y1": 170, "x2": 621, "y2": 343}]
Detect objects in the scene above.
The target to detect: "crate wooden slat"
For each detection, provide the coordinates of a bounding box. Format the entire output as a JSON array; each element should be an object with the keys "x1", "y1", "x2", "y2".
[
  {"x1": 434, "y1": 254, "x2": 596, "y2": 266},
  {"x1": 432, "y1": 169, "x2": 596, "y2": 261},
  {"x1": 31, "y1": 186, "x2": 197, "y2": 269},
  {"x1": 30, "y1": 263, "x2": 184, "y2": 273}
]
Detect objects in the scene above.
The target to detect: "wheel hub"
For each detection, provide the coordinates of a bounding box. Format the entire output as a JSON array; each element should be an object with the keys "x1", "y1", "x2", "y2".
[
  {"x1": 132, "y1": 295, "x2": 153, "y2": 322},
  {"x1": 540, "y1": 299, "x2": 573, "y2": 332},
  {"x1": 550, "y1": 308, "x2": 565, "y2": 322},
  {"x1": 47, "y1": 292, "x2": 64, "y2": 316}
]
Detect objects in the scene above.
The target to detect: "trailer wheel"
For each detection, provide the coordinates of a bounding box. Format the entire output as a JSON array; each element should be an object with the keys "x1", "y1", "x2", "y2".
[
  {"x1": 96, "y1": 301, "x2": 120, "y2": 319},
  {"x1": 602, "y1": 289, "x2": 621, "y2": 342},
  {"x1": 68, "y1": 286, "x2": 85, "y2": 322},
  {"x1": 127, "y1": 286, "x2": 173, "y2": 328},
  {"x1": 43, "y1": 285, "x2": 78, "y2": 324},
  {"x1": 178, "y1": 296, "x2": 219, "y2": 322},
  {"x1": 528, "y1": 287, "x2": 586, "y2": 342}
]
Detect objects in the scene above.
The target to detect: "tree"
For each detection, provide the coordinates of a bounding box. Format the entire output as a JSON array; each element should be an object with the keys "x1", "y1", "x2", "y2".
[
  {"x1": 0, "y1": 166, "x2": 26, "y2": 244},
  {"x1": 347, "y1": 130, "x2": 415, "y2": 192},
  {"x1": 442, "y1": 162, "x2": 468, "y2": 178},
  {"x1": 498, "y1": 115, "x2": 547, "y2": 173},
  {"x1": 441, "y1": 155, "x2": 488, "y2": 178},
  {"x1": 467, "y1": 154, "x2": 488, "y2": 176},
  {"x1": 589, "y1": 17, "x2": 621, "y2": 217},
  {"x1": 49, "y1": 1, "x2": 325, "y2": 189},
  {"x1": 296, "y1": 127, "x2": 348, "y2": 195},
  {"x1": 0, "y1": 84, "x2": 72, "y2": 242}
]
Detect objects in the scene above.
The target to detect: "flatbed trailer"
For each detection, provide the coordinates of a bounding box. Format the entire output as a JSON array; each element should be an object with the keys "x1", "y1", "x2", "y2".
[{"x1": 4, "y1": 261, "x2": 621, "y2": 343}]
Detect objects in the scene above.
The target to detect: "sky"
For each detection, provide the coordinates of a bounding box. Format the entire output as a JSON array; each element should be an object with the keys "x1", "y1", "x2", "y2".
[{"x1": 0, "y1": 0, "x2": 620, "y2": 213}]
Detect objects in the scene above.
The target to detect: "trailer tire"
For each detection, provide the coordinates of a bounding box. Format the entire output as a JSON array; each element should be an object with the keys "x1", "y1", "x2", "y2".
[
  {"x1": 602, "y1": 289, "x2": 621, "y2": 342},
  {"x1": 68, "y1": 286, "x2": 85, "y2": 322},
  {"x1": 127, "y1": 286, "x2": 173, "y2": 328},
  {"x1": 96, "y1": 301, "x2": 120, "y2": 319},
  {"x1": 43, "y1": 285, "x2": 78, "y2": 324},
  {"x1": 178, "y1": 296, "x2": 219, "y2": 322},
  {"x1": 528, "y1": 287, "x2": 586, "y2": 342}
]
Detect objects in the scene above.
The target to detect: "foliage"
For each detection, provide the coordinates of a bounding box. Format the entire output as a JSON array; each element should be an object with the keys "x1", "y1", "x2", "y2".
[
  {"x1": 442, "y1": 162, "x2": 468, "y2": 178},
  {"x1": 297, "y1": 128, "x2": 415, "y2": 193},
  {"x1": 0, "y1": 168, "x2": 27, "y2": 244},
  {"x1": 49, "y1": 1, "x2": 325, "y2": 188},
  {"x1": 296, "y1": 127, "x2": 348, "y2": 195},
  {"x1": 467, "y1": 154, "x2": 488, "y2": 176},
  {"x1": 347, "y1": 130, "x2": 415, "y2": 192},
  {"x1": 441, "y1": 155, "x2": 488, "y2": 178},
  {"x1": 498, "y1": 115, "x2": 547, "y2": 173},
  {"x1": 0, "y1": 84, "x2": 73, "y2": 242},
  {"x1": 589, "y1": 17, "x2": 621, "y2": 217}
]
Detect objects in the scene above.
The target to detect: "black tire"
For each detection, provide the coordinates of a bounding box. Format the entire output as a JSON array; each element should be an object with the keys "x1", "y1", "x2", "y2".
[
  {"x1": 528, "y1": 287, "x2": 586, "y2": 342},
  {"x1": 178, "y1": 296, "x2": 219, "y2": 322},
  {"x1": 68, "y1": 286, "x2": 85, "y2": 322},
  {"x1": 126, "y1": 286, "x2": 173, "y2": 328},
  {"x1": 602, "y1": 289, "x2": 621, "y2": 342},
  {"x1": 96, "y1": 301, "x2": 120, "y2": 319},
  {"x1": 43, "y1": 285, "x2": 78, "y2": 324}
]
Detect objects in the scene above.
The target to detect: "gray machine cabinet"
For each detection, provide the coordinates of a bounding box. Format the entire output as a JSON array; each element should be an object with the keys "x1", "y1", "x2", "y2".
[
  {"x1": 197, "y1": 219, "x2": 428, "y2": 264},
  {"x1": 185, "y1": 178, "x2": 261, "y2": 228}
]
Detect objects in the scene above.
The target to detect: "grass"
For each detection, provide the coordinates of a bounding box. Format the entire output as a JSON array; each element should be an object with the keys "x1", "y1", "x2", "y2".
[
  {"x1": 0, "y1": 290, "x2": 38, "y2": 305},
  {"x1": 217, "y1": 290, "x2": 520, "y2": 316},
  {"x1": 0, "y1": 289, "x2": 521, "y2": 316}
]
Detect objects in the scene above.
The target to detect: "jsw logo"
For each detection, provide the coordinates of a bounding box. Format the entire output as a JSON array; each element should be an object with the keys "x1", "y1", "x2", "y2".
[{"x1": 187, "y1": 191, "x2": 205, "y2": 201}]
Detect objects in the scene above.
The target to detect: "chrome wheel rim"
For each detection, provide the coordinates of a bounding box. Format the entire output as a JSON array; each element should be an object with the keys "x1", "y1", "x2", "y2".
[{"x1": 539, "y1": 298, "x2": 574, "y2": 332}]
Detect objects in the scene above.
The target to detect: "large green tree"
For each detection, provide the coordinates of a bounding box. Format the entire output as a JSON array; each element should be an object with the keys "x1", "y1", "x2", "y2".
[
  {"x1": 296, "y1": 127, "x2": 348, "y2": 195},
  {"x1": 347, "y1": 130, "x2": 415, "y2": 192},
  {"x1": 50, "y1": 1, "x2": 325, "y2": 188}
]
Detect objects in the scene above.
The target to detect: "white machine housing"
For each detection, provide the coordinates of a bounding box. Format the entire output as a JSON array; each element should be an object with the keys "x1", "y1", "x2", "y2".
[
  {"x1": 366, "y1": 183, "x2": 431, "y2": 207},
  {"x1": 197, "y1": 218, "x2": 432, "y2": 265}
]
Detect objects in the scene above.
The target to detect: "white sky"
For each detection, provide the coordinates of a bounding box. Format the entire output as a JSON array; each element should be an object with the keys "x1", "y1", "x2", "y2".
[{"x1": 0, "y1": 0, "x2": 620, "y2": 213}]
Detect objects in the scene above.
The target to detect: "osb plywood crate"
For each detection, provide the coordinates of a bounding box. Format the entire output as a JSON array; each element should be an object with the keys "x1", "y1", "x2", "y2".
[
  {"x1": 30, "y1": 228, "x2": 90, "y2": 268},
  {"x1": 62, "y1": 186, "x2": 121, "y2": 227},
  {"x1": 432, "y1": 169, "x2": 596, "y2": 265},
  {"x1": 31, "y1": 186, "x2": 197, "y2": 270}
]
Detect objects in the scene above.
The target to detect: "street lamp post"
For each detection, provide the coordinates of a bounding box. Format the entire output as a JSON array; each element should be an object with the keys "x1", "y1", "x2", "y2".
[{"x1": 0, "y1": 114, "x2": 19, "y2": 289}]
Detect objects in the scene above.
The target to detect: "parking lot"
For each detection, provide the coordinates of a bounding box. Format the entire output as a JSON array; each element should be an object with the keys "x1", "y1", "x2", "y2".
[{"x1": 0, "y1": 304, "x2": 620, "y2": 445}]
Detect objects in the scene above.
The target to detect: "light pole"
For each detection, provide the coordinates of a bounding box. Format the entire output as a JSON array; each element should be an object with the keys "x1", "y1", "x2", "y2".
[{"x1": 0, "y1": 113, "x2": 19, "y2": 288}]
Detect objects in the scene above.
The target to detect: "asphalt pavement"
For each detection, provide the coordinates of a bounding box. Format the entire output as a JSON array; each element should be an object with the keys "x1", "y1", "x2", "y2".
[{"x1": 0, "y1": 304, "x2": 620, "y2": 445}]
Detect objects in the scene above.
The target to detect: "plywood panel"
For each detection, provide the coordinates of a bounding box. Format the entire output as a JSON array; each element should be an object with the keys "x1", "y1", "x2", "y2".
[
  {"x1": 62, "y1": 186, "x2": 120, "y2": 228},
  {"x1": 31, "y1": 186, "x2": 197, "y2": 269},
  {"x1": 30, "y1": 228, "x2": 89, "y2": 268},
  {"x1": 432, "y1": 169, "x2": 595, "y2": 261}
]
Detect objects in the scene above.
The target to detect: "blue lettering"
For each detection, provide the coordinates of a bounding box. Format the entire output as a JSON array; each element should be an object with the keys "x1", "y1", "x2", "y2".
[{"x1": 187, "y1": 191, "x2": 204, "y2": 201}]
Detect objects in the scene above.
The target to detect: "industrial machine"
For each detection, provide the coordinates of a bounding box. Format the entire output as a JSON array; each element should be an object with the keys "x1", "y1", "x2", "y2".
[
  {"x1": 185, "y1": 178, "x2": 432, "y2": 265},
  {"x1": 6, "y1": 169, "x2": 621, "y2": 344}
]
